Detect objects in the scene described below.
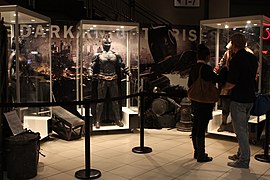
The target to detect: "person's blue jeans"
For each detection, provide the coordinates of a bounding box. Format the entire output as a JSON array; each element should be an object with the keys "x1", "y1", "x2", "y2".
[{"x1": 230, "y1": 101, "x2": 253, "y2": 165}]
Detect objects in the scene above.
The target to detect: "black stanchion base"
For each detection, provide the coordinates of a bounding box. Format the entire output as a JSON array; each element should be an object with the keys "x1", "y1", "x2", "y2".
[
  {"x1": 75, "y1": 169, "x2": 101, "y2": 179},
  {"x1": 132, "y1": 146, "x2": 152, "y2": 154},
  {"x1": 255, "y1": 154, "x2": 270, "y2": 163}
]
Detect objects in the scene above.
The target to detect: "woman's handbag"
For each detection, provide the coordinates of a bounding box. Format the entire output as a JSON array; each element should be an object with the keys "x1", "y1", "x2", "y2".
[
  {"x1": 188, "y1": 65, "x2": 219, "y2": 103},
  {"x1": 250, "y1": 93, "x2": 270, "y2": 116}
]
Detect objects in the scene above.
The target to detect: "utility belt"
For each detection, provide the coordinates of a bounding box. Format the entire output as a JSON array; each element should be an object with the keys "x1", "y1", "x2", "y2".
[{"x1": 96, "y1": 73, "x2": 118, "y2": 81}]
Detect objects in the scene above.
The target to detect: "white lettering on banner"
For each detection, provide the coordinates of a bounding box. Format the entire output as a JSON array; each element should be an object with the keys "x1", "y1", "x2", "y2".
[
  {"x1": 141, "y1": 27, "x2": 197, "y2": 42},
  {"x1": 82, "y1": 29, "x2": 91, "y2": 39},
  {"x1": 141, "y1": 28, "x2": 148, "y2": 41},
  {"x1": 182, "y1": 29, "x2": 186, "y2": 41},
  {"x1": 20, "y1": 25, "x2": 31, "y2": 37},
  {"x1": 18, "y1": 24, "x2": 198, "y2": 42},
  {"x1": 189, "y1": 29, "x2": 197, "y2": 41},
  {"x1": 35, "y1": 25, "x2": 45, "y2": 38},
  {"x1": 64, "y1": 25, "x2": 74, "y2": 38},
  {"x1": 51, "y1": 25, "x2": 60, "y2": 38}
]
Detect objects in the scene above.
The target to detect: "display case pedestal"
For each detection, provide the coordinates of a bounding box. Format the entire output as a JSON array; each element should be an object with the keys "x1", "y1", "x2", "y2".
[
  {"x1": 208, "y1": 110, "x2": 266, "y2": 144},
  {"x1": 23, "y1": 116, "x2": 50, "y2": 140}
]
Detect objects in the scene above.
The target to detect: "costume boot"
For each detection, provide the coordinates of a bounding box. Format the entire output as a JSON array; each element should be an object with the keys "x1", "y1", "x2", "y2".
[
  {"x1": 115, "y1": 119, "x2": 124, "y2": 127},
  {"x1": 217, "y1": 115, "x2": 228, "y2": 132},
  {"x1": 95, "y1": 120, "x2": 100, "y2": 129},
  {"x1": 196, "y1": 137, "x2": 213, "y2": 162}
]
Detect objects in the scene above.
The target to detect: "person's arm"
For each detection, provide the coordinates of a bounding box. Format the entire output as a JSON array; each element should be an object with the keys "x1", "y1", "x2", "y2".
[
  {"x1": 202, "y1": 64, "x2": 219, "y2": 83},
  {"x1": 223, "y1": 82, "x2": 235, "y2": 90},
  {"x1": 221, "y1": 57, "x2": 237, "y2": 94},
  {"x1": 220, "y1": 82, "x2": 235, "y2": 95}
]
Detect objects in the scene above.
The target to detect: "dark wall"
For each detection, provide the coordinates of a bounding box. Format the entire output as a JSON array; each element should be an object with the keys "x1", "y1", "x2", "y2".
[
  {"x1": 230, "y1": 0, "x2": 270, "y2": 18},
  {"x1": 136, "y1": 0, "x2": 208, "y2": 26},
  {"x1": 209, "y1": 0, "x2": 230, "y2": 19},
  {"x1": 2, "y1": 0, "x2": 270, "y2": 26}
]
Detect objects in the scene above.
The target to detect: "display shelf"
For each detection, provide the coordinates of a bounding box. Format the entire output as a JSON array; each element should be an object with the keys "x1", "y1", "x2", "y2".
[
  {"x1": 208, "y1": 110, "x2": 235, "y2": 137},
  {"x1": 77, "y1": 106, "x2": 139, "y2": 131},
  {"x1": 208, "y1": 110, "x2": 266, "y2": 141}
]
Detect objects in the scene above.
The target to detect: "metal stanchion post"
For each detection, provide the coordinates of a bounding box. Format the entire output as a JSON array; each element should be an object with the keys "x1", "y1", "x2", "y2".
[
  {"x1": 255, "y1": 110, "x2": 270, "y2": 162},
  {"x1": 132, "y1": 92, "x2": 152, "y2": 154},
  {"x1": 0, "y1": 108, "x2": 3, "y2": 180},
  {"x1": 75, "y1": 102, "x2": 101, "y2": 179}
]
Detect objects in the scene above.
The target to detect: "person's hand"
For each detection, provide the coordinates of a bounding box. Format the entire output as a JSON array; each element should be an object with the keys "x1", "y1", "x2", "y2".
[
  {"x1": 122, "y1": 67, "x2": 132, "y2": 76},
  {"x1": 213, "y1": 65, "x2": 220, "y2": 74},
  {"x1": 220, "y1": 88, "x2": 229, "y2": 95}
]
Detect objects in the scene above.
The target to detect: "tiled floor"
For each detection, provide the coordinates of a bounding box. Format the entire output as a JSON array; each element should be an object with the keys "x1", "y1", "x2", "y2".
[{"x1": 4, "y1": 128, "x2": 270, "y2": 180}]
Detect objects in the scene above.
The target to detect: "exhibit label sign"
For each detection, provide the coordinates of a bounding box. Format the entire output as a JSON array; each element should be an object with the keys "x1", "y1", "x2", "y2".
[{"x1": 174, "y1": 0, "x2": 200, "y2": 7}]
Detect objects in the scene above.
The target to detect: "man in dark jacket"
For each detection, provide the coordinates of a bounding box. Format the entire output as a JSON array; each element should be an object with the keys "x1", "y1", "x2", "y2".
[{"x1": 222, "y1": 33, "x2": 258, "y2": 169}]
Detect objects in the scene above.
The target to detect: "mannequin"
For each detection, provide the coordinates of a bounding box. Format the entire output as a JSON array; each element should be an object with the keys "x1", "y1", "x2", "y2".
[
  {"x1": 91, "y1": 35, "x2": 129, "y2": 128},
  {"x1": 216, "y1": 48, "x2": 234, "y2": 132},
  {"x1": 216, "y1": 41, "x2": 254, "y2": 132}
]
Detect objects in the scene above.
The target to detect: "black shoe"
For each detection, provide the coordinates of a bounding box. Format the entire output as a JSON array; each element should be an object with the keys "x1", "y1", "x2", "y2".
[
  {"x1": 115, "y1": 120, "x2": 124, "y2": 127},
  {"x1": 95, "y1": 122, "x2": 100, "y2": 129},
  {"x1": 197, "y1": 155, "x2": 213, "y2": 162},
  {"x1": 194, "y1": 152, "x2": 208, "y2": 159}
]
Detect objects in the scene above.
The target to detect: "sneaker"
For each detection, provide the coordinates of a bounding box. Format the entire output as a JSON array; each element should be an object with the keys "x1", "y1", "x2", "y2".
[
  {"x1": 227, "y1": 161, "x2": 249, "y2": 169},
  {"x1": 228, "y1": 154, "x2": 239, "y2": 161}
]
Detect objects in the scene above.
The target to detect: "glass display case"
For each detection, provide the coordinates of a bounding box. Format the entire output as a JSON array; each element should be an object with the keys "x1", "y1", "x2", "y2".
[
  {"x1": 76, "y1": 20, "x2": 139, "y2": 131},
  {"x1": 0, "y1": 5, "x2": 51, "y2": 139},
  {"x1": 200, "y1": 15, "x2": 270, "y2": 140}
]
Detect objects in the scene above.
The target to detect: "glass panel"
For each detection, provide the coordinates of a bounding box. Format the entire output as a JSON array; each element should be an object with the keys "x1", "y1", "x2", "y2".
[
  {"x1": 200, "y1": 16, "x2": 270, "y2": 136},
  {"x1": 77, "y1": 20, "x2": 139, "y2": 129},
  {"x1": 262, "y1": 22, "x2": 270, "y2": 94},
  {"x1": 200, "y1": 16, "x2": 270, "y2": 95},
  {"x1": 201, "y1": 19, "x2": 261, "y2": 70},
  {"x1": 0, "y1": 6, "x2": 51, "y2": 117},
  {"x1": 79, "y1": 22, "x2": 139, "y2": 104}
]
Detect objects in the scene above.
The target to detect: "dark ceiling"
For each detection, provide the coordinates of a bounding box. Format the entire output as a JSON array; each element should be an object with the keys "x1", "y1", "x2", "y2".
[
  {"x1": 2, "y1": 0, "x2": 86, "y2": 21},
  {"x1": 230, "y1": 0, "x2": 270, "y2": 17},
  {"x1": 2, "y1": 0, "x2": 270, "y2": 22}
]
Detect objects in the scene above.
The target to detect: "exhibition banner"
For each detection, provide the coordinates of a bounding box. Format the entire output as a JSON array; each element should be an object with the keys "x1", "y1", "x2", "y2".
[{"x1": 44, "y1": 21, "x2": 199, "y2": 67}]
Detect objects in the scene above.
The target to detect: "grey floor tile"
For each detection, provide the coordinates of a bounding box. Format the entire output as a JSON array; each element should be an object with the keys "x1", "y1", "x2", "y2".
[{"x1": 5, "y1": 128, "x2": 270, "y2": 180}]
